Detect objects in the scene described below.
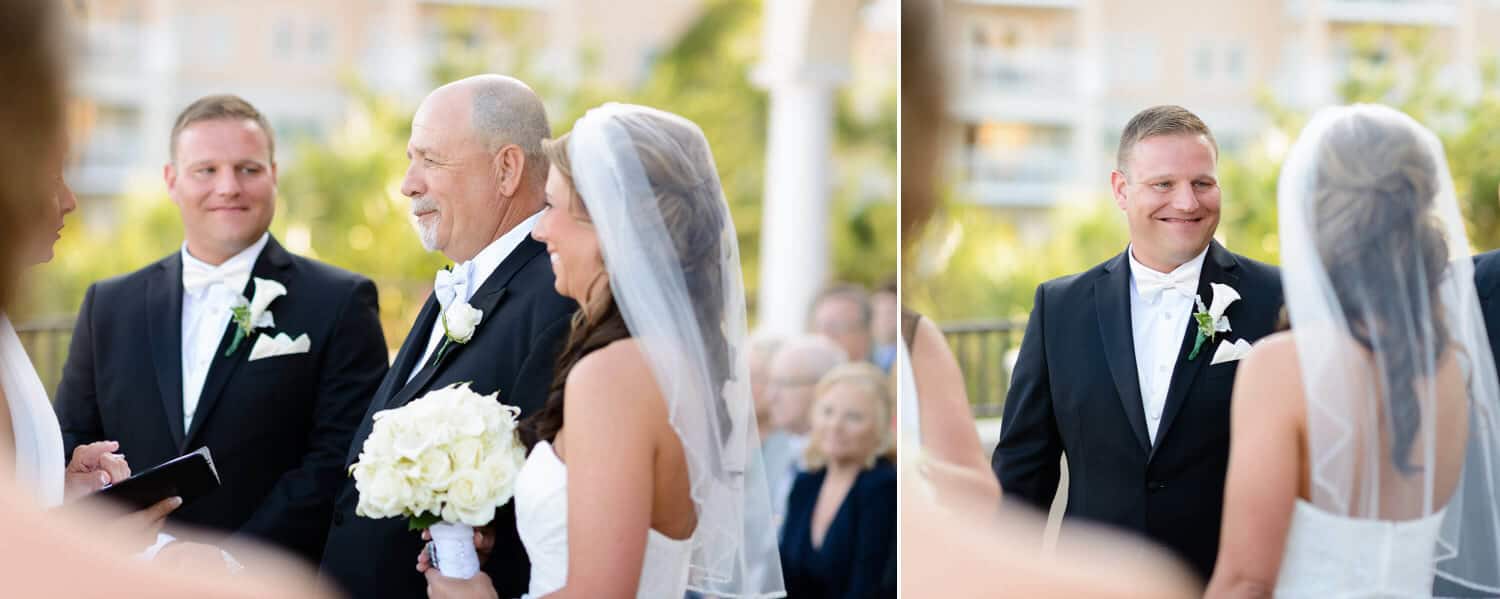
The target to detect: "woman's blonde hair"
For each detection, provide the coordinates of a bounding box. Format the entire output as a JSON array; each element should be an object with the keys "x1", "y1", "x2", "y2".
[{"x1": 804, "y1": 362, "x2": 894, "y2": 470}]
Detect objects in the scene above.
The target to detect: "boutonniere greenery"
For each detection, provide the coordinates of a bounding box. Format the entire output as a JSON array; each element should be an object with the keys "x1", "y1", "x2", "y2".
[
  {"x1": 226, "y1": 277, "x2": 286, "y2": 357},
  {"x1": 1188, "y1": 282, "x2": 1240, "y2": 361}
]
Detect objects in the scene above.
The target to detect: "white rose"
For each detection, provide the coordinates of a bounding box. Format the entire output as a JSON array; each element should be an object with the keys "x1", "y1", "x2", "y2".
[
  {"x1": 442, "y1": 301, "x2": 483, "y2": 344},
  {"x1": 416, "y1": 447, "x2": 455, "y2": 489},
  {"x1": 479, "y1": 452, "x2": 521, "y2": 506},
  {"x1": 442, "y1": 470, "x2": 497, "y2": 526},
  {"x1": 447, "y1": 437, "x2": 485, "y2": 471},
  {"x1": 356, "y1": 466, "x2": 408, "y2": 519}
]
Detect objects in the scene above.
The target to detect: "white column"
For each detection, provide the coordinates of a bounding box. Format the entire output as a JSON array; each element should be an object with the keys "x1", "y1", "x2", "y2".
[
  {"x1": 142, "y1": 0, "x2": 180, "y2": 167},
  {"x1": 753, "y1": 0, "x2": 857, "y2": 337},
  {"x1": 1301, "y1": 0, "x2": 1332, "y2": 109}
]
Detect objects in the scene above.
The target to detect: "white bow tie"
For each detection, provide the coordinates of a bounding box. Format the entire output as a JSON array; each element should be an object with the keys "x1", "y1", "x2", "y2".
[
  {"x1": 434, "y1": 262, "x2": 477, "y2": 312},
  {"x1": 183, "y1": 259, "x2": 251, "y2": 295},
  {"x1": 1136, "y1": 269, "x2": 1198, "y2": 304}
]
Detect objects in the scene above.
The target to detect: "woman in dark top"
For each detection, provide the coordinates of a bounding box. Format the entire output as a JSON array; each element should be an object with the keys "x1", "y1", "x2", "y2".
[{"x1": 779, "y1": 363, "x2": 897, "y2": 598}]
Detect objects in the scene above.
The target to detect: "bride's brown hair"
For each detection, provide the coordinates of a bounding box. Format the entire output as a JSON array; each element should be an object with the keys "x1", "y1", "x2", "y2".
[{"x1": 520, "y1": 114, "x2": 732, "y2": 449}]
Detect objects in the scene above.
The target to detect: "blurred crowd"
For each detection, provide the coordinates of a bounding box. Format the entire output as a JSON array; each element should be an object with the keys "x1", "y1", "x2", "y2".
[{"x1": 750, "y1": 281, "x2": 899, "y2": 598}]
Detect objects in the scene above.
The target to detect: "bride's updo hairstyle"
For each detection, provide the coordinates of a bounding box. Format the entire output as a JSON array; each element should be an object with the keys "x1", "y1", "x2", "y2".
[
  {"x1": 523, "y1": 111, "x2": 730, "y2": 448},
  {"x1": 1311, "y1": 109, "x2": 1450, "y2": 475}
]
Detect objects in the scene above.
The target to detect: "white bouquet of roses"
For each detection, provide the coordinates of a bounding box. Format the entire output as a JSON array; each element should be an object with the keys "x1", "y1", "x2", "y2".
[{"x1": 349, "y1": 382, "x2": 526, "y2": 578}]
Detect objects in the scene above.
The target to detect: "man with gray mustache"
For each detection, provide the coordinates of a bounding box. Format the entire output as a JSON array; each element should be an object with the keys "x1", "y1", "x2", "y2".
[{"x1": 319, "y1": 74, "x2": 576, "y2": 599}]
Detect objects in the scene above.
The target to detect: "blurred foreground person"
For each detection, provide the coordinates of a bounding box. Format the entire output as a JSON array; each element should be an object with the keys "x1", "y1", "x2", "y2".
[{"x1": 0, "y1": 1, "x2": 336, "y2": 596}]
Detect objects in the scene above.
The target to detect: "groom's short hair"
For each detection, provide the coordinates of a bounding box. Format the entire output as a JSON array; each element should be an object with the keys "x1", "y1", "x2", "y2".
[
  {"x1": 170, "y1": 94, "x2": 276, "y2": 163},
  {"x1": 1116, "y1": 105, "x2": 1217, "y2": 176}
]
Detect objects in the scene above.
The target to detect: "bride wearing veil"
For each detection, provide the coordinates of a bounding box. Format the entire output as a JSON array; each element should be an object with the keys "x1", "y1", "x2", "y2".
[
  {"x1": 425, "y1": 103, "x2": 783, "y2": 598},
  {"x1": 1207, "y1": 104, "x2": 1500, "y2": 597}
]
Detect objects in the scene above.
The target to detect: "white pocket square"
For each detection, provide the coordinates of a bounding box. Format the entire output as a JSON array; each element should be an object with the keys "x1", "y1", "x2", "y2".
[
  {"x1": 1211, "y1": 338, "x2": 1253, "y2": 365},
  {"x1": 248, "y1": 333, "x2": 311, "y2": 362}
]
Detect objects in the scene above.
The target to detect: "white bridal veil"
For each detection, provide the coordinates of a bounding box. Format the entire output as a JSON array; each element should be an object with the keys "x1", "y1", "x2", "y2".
[
  {"x1": 1279, "y1": 104, "x2": 1500, "y2": 593},
  {"x1": 567, "y1": 103, "x2": 785, "y2": 597}
]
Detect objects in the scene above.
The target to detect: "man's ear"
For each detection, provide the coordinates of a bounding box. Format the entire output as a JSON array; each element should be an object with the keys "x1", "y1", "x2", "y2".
[
  {"x1": 1111, "y1": 170, "x2": 1129, "y2": 211},
  {"x1": 495, "y1": 145, "x2": 525, "y2": 197}
]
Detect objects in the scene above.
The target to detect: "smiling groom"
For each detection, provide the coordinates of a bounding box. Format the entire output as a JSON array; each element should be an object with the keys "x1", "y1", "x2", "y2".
[
  {"x1": 991, "y1": 105, "x2": 1283, "y2": 584},
  {"x1": 54, "y1": 95, "x2": 390, "y2": 564}
]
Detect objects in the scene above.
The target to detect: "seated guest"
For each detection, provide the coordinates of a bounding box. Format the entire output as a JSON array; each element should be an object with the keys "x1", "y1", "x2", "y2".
[
  {"x1": 810, "y1": 283, "x2": 874, "y2": 364},
  {"x1": 779, "y1": 363, "x2": 896, "y2": 598},
  {"x1": 748, "y1": 332, "x2": 784, "y2": 443},
  {"x1": 763, "y1": 335, "x2": 847, "y2": 513}
]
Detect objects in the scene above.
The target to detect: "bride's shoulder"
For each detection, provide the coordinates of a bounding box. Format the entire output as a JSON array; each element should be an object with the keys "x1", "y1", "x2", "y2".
[{"x1": 565, "y1": 339, "x2": 660, "y2": 401}]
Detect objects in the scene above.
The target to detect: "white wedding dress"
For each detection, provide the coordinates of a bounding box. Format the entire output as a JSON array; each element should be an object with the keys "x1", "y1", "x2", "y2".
[
  {"x1": 514, "y1": 440, "x2": 692, "y2": 599},
  {"x1": 0, "y1": 315, "x2": 64, "y2": 507},
  {"x1": 1275, "y1": 500, "x2": 1446, "y2": 598}
]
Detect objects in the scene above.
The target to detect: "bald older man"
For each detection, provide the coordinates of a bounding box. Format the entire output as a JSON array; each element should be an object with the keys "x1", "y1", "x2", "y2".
[
  {"x1": 320, "y1": 75, "x2": 576, "y2": 598},
  {"x1": 763, "y1": 335, "x2": 849, "y2": 510}
]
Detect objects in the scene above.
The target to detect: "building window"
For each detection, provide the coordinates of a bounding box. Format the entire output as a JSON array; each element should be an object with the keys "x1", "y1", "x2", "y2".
[
  {"x1": 1194, "y1": 43, "x2": 1214, "y2": 80},
  {"x1": 1226, "y1": 44, "x2": 1245, "y2": 81},
  {"x1": 273, "y1": 18, "x2": 295, "y2": 60},
  {"x1": 309, "y1": 21, "x2": 332, "y2": 60}
]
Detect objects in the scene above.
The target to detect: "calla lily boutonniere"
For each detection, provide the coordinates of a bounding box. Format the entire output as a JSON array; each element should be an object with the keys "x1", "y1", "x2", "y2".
[
  {"x1": 1188, "y1": 282, "x2": 1240, "y2": 361},
  {"x1": 225, "y1": 277, "x2": 286, "y2": 357}
]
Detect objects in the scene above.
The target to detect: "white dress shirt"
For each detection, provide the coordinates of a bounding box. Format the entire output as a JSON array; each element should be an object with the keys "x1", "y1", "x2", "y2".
[
  {"x1": 180, "y1": 233, "x2": 269, "y2": 433},
  {"x1": 1127, "y1": 244, "x2": 1208, "y2": 442},
  {"x1": 409, "y1": 213, "x2": 542, "y2": 382}
]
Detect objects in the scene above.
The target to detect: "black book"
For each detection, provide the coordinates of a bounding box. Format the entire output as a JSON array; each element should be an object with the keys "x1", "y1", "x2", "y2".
[{"x1": 91, "y1": 446, "x2": 220, "y2": 511}]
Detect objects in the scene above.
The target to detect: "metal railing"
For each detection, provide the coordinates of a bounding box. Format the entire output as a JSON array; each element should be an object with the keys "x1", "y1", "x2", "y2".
[
  {"x1": 940, "y1": 319, "x2": 1025, "y2": 419},
  {"x1": 16, "y1": 318, "x2": 74, "y2": 396}
]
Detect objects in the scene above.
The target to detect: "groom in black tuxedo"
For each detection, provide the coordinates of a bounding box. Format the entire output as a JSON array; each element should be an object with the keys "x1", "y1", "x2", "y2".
[
  {"x1": 54, "y1": 95, "x2": 389, "y2": 563},
  {"x1": 319, "y1": 75, "x2": 575, "y2": 599},
  {"x1": 993, "y1": 106, "x2": 1283, "y2": 583}
]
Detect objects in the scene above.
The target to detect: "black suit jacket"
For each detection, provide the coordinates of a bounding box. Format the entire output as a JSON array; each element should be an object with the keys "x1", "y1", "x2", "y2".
[
  {"x1": 778, "y1": 459, "x2": 896, "y2": 599},
  {"x1": 54, "y1": 236, "x2": 389, "y2": 563},
  {"x1": 319, "y1": 235, "x2": 575, "y2": 599},
  {"x1": 1475, "y1": 250, "x2": 1500, "y2": 358},
  {"x1": 992, "y1": 241, "x2": 1283, "y2": 583}
]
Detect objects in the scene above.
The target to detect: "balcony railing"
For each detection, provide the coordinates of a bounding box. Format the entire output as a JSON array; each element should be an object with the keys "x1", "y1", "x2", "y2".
[
  {"x1": 965, "y1": 47, "x2": 1078, "y2": 98},
  {"x1": 940, "y1": 319, "x2": 1025, "y2": 418},
  {"x1": 962, "y1": 147, "x2": 1071, "y2": 206},
  {"x1": 16, "y1": 318, "x2": 74, "y2": 397}
]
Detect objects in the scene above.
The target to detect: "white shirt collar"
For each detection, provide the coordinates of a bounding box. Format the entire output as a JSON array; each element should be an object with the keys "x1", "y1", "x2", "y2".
[
  {"x1": 180, "y1": 232, "x2": 270, "y2": 292},
  {"x1": 1126, "y1": 243, "x2": 1209, "y2": 290},
  {"x1": 462, "y1": 211, "x2": 542, "y2": 291}
]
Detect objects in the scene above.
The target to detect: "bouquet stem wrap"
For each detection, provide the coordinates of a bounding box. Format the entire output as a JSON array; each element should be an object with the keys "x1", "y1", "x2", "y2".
[{"x1": 430, "y1": 522, "x2": 480, "y2": 579}]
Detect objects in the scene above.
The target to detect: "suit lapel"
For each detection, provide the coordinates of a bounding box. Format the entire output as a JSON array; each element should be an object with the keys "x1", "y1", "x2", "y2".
[
  {"x1": 1150, "y1": 242, "x2": 1240, "y2": 459},
  {"x1": 146, "y1": 254, "x2": 187, "y2": 448},
  {"x1": 183, "y1": 237, "x2": 294, "y2": 448},
  {"x1": 389, "y1": 296, "x2": 441, "y2": 394},
  {"x1": 1095, "y1": 249, "x2": 1151, "y2": 453},
  {"x1": 386, "y1": 237, "x2": 545, "y2": 410}
]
